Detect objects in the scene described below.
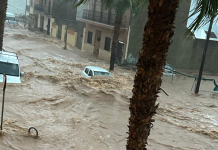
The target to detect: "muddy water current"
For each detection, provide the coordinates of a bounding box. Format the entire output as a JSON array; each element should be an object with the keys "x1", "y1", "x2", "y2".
[{"x1": 0, "y1": 24, "x2": 218, "y2": 149}]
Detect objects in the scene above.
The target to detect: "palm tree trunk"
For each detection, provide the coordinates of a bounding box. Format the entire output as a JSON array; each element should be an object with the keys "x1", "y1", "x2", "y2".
[
  {"x1": 109, "y1": 13, "x2": 123, "y2": 71},
  {"x1": 0, "y1": 0, "x2": 8, "y2": 50},
  {"x1": 126, "y1": 0, "x2": 179, "y2": 149}
]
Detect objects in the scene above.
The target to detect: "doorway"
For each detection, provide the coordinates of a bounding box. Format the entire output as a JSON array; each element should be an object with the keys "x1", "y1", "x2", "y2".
[
  {"x1": 93, "y1": 30, "x2": 102, "y2": 56},
  {"x1": 47, "y1": 18, "x2": 50, "y2": 35}
]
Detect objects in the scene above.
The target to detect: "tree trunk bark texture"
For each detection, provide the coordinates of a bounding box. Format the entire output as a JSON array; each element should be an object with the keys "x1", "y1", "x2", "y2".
[
  {"x1": 0, "y1": 0, "x2": 8, "y2": 50},
  {"x1": 126, "y1": 0, "x2": 179, "y2": 149},
  {"x1": 109, "y1": 13, "x2": 123, "y2": 71}
]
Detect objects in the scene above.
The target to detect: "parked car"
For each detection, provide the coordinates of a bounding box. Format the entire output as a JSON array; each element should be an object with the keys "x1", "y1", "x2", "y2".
[
  {"x1": 163, "y1": 64, "x2": 176, "y2": 76},
  {"x1": 9, "y1": 20, "x2": 18, "y2": 25},
  {"x1": 81, "y1": 66, "x2": 112, "y2": 78},
  {"x1": 0, "y1": 51, "x2": 24, "y2": 83}
]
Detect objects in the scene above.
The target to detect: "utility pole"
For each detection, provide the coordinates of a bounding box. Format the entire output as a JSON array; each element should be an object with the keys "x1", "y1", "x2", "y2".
[
  {"x1": 24, "y1": 0, "x2": 27, "y2": 27},
  {"x1": 195, "y1": 15, "x2": 215, "y2": 94},
  {"x1": 64, "y1": 1, "x2": 70, "y2": 49}
]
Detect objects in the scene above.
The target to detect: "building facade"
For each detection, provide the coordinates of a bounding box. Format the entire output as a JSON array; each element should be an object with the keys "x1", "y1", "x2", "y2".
[
  {"x1": 27, "y1": 0, "x2": 53, "y2": 34},
  {"x1": 51, "y1": 0, "x2": 86, "y2": 49},
  {"x1": 81, "y1": 0, "x2": 131, "y2": 62}
]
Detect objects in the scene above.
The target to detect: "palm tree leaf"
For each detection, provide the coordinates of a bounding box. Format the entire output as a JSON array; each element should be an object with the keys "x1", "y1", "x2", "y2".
[
  {"x1": 74, "y1": 0, "x2": 89, "y2": 8},
  {"x1": 187, "y1": 0, "x2": 218, "y2": 33}
]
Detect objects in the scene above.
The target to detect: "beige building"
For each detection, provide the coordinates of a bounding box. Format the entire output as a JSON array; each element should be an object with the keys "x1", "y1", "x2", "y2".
[
  {"x1": 81, "y1": 0, "x2": 131, "y2": 62},
  {"x1": 27, "y1": 0, "x2": 53, "y2": 35}
]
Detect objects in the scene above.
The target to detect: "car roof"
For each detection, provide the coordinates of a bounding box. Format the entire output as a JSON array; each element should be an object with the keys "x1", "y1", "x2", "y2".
[
  {"x1": 6, "y1": 12, "x2": 15, "y2": 17},
  {"x1": 0, "y1": 51, "x2": 17, "y2": 57},
  {"x1": 0, "y1": 51, "x2": 18, "y2": 64},
  {"x1": 86, "y1": 66, "x2": 109, "y2": 72}
]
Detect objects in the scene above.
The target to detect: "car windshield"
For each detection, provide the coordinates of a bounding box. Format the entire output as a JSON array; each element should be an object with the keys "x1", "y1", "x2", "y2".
[
  {"x1": 94, "y1": 71, "x2": 110, "y2": 76},
  {"x1": 0, "y1": 62, "x2": 19, "y2": 76}
]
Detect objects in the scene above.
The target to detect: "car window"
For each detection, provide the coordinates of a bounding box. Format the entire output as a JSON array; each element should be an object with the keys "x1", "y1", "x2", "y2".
[
  {"x1": 88, "y1": 70, "x2": 93, "y2": 76},
  {"x1": 0, "y1": 62, "x2": 19, "y2": 76},
  {"x1": 94, "y1": 71, "x2": 111, "y2": 76},
  {"x1": 85, "y1": 68, "x2": 89, "y2": 75}
]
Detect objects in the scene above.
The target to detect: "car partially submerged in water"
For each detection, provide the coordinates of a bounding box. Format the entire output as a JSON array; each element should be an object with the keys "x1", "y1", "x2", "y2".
[
  {"x1": 81, "y1": 66, "x2": 112, "y2": 79},
  {"x1": 0, "y1": 50, "x2": 24, "y2": 83}
]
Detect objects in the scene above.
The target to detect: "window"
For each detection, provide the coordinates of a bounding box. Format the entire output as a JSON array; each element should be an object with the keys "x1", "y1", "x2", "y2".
[
  {"x1": 94, "y1": 71, "x2": 111, "y2": 76},
  {"x1": 87, "y1": 31, "x2": 93, "y2": 44},
  {"x1": 104, "y1": 37, "x2": 111, "y2": 51},
  {"x1": 88, "y1": 70, "x2": 93, "y2": 76},
  {"x1": 44, "y1": 0, "x2": 47, "y2": 5},
  {"x1": 85, "y1": 68, "x2": 89, "y2": 75}
]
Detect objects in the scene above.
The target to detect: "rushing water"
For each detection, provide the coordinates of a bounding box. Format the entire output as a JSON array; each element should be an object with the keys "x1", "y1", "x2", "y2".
[{"x1": 0, "y1": 24, "x2": 218, "y2": 150}]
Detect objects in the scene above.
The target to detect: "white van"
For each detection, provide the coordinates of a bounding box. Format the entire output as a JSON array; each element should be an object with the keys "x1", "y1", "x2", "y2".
[
  {"x1": 6, "y1": 12, "x2": 15, "y2": 21},
  {"x1": 0, "y1": 51, "x2": 23, "y2": 83}
]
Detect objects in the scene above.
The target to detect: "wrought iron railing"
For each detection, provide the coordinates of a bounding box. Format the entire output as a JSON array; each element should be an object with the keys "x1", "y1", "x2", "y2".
[
  {"x1": 34, "y1": 4, "x2": 44, "y2": 12},
  {"x1": 83, "y1": 9, "x2": 127, "y2": 28}
]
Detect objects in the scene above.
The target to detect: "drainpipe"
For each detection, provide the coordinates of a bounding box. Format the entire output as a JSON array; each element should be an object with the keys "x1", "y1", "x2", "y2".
[
  {"x1": 125, "y1": 26, "x2": 130, "y2": 60},
  {"x1": 125, "y1": 10, "x2": 133, "y2": 60},
  {"x1": 24, "y1": 0, "x2": 27, "y2": 27},
  {"x1": 64, "y1": 1, "x2": 70, "y2": 49}
]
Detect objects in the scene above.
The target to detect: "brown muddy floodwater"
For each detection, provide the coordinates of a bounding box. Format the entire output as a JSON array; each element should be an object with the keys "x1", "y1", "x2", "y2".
[{"x1": 0, "y1": 24, "x2": 218, "y2": 150}]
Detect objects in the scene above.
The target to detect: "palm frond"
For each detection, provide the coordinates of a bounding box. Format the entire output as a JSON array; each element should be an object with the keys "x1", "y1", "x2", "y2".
[
  {"x1": 187, "y1": 0, "x2": 218, "y2": 33},
  {"x1": 74, "y1": 0, "x2": 89, "y2": 8}
]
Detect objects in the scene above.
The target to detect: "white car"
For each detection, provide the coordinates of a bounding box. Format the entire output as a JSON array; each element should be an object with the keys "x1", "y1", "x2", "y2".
[
  {"x1": 81, "y1": 66, "x2": 112, "y2": 78},
  {"x1": 0, "y1": 50, "x2": 24, "y2": 83}
]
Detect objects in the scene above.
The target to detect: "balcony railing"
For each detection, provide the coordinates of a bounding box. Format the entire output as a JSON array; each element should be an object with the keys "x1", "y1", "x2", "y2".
[
  {"x1": 44, "y1": 6, "x2": 52, "y2": 15},
  {"x1": 34, "y1": 4, "x2": 44, "y2": 12},
  {"x1": 83, "y1": 9, "x2": 127, "y2": 28},
  {"x1": 26, "y1": 5, "x2": 30, "y2": 12}
]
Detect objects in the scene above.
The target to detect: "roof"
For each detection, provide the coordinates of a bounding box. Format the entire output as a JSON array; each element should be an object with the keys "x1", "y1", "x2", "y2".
[
  {"x1": 86, "y1": 66, "x2": 109, "y2": 72},
  {"x1": 6, "y1": 12, "x2": 15, "y2": 17},
  {"x1": 0, "y1": 51, "x2": 18, "y2": 64}
]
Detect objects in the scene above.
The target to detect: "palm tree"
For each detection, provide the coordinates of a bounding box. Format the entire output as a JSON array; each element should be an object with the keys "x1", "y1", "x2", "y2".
[
  {"x1": 76, "y1": 0, "x2": 143, "y2": 71},
  {"x1": 100, "y1": 0, "x2": 132, "y2": 70},
  {"x1": 0, "y1": 0, "x2": 8, "y2": 50},
  {"x1": 126, "y1": 0, "x2": 180, "y2": 149},
  {"x1": 76, "y1": 0, "x2": 218, "y2": 149}
]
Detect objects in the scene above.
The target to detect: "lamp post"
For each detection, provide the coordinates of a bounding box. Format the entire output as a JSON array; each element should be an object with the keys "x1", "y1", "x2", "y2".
[{"x1": 195, "y1": 15, "x2": 215, "y2": 94}]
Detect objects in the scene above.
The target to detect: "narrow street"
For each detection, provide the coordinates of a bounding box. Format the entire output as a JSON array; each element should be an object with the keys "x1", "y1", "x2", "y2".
[{"x1": 0, "y1": 24, "x2": 218, "y2": 150}]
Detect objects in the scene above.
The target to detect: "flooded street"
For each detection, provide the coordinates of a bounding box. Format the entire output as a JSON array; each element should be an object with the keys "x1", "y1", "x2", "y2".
[{"x1": 1, "y1": 24, "x2": 218, "y2": 150}]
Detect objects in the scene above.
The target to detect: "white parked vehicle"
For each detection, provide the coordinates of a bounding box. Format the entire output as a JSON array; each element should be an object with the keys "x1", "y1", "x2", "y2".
[
  {"x1": 0, "y1": 50, "x2": 24, "y2": 83},
  {"x1": 6, "y1": 12, "x2": 15, "y2": 21},
  {"x1": 81, "y1": 66, "x2": 112, "y2": 78}
]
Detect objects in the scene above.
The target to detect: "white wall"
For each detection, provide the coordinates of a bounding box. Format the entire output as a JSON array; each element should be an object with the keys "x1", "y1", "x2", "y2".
[{"x1": 37, "y1": 13, "x2": 40, "y2": 28}]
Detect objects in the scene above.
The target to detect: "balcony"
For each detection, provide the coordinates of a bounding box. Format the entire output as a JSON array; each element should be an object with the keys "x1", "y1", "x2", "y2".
[
  {"x1": 26, "y1": 5, "x2": 30, "y2": 12},
  {"x1": 44, "y1": 6, "x2": 52, "y2": 16},
  {"x1": 34, "y1": 4, "x2": 44, "y2": 12},
  {"x1": 82, "y1": 9, "x2": 127, "y2": 28}
]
